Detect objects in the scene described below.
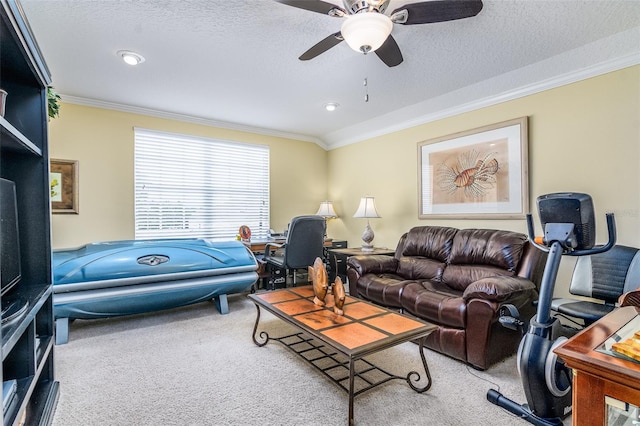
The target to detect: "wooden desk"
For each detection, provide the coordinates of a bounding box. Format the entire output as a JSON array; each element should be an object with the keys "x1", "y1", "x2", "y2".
[
  {"x1": 245, "y1": 239, "x2": 333, "y2": 254},
  {"x1": 554, "y1": 306, "x2": 640, "y2": 425},
  {"x1": 244, "y1": 239, "x2": 284, "y2": 253}
]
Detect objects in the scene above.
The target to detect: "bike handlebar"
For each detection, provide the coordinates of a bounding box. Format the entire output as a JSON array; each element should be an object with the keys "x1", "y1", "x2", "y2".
[{"x1": 526, "y1": 212, "x2": 616, "y2": 256}]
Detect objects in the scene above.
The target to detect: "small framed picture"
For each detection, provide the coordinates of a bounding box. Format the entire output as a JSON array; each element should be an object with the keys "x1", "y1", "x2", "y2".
[{"x1": 50, "y1": 159, "x2": 79, "y2": 214}]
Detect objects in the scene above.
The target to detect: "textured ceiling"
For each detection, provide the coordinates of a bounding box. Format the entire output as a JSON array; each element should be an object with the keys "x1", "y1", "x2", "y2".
[{"x1": 20, "y1": 0, "x2": 640, "y2": 148}]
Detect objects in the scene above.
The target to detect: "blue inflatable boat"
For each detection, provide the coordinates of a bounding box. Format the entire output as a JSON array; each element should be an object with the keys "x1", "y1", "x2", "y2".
[{"x1": 52, "y1": 238, "x2": 258, "y2": 344}]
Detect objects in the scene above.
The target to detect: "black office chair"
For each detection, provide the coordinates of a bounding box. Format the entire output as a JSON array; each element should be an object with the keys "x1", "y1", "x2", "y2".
[
  {"x1": 263, "y1": 215, "x2": 326, "y2": 286},
  {"x1": 550, "y1": 244, "x2": 640, "y2": 326}
]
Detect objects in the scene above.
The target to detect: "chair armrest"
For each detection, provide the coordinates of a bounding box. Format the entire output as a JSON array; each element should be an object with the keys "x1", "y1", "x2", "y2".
[
  {"x1": 263, "y1": 242, "x2": 284, "y2": 261},
  {"x1": 346, "y1": 255, "x2": 398, "y2": 276},
  {"x1": 463, "y1": 276, "x2": 537, "y2": 302}
]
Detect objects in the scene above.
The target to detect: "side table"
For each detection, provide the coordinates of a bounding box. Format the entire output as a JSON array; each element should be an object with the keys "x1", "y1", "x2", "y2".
[{"x1": 554, "y1": 306, "x2": 640, "y2": 425}]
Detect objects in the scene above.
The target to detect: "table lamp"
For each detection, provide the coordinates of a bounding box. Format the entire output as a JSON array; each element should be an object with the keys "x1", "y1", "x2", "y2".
[
  {"x1": 316, "y1": 200, "x2": 338, "y2": 238},
  {"x1": 316, "y1": 201, "x2": 338, "y2": 219},
  {"x1": 353, "y1": 196, "x2": 380, "y2": 252}
]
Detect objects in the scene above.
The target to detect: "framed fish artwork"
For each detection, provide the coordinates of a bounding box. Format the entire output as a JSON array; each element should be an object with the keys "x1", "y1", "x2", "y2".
[{"x1": 418, "y1": 117, "x2": 528, "y2": 219}]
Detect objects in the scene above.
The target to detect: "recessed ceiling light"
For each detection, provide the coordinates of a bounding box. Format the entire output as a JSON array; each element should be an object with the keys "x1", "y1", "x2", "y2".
[
  {"x1": 117, "y1": 50, "x2": 145, "y2": 66},
  {"x1": 324, "y1": 102, "x2": 339, "y2": 112}
]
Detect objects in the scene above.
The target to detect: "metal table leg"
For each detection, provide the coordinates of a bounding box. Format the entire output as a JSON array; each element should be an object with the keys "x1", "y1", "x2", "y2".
[
  {"x1": 349, "y1": 357, "x2": 355, "y2": 426},
  {"x1": 251, "y1": 303, "x2": 269, "y2": 347},
  {"x1": 408, "y1": 336, "x2": 432, "y2": 393},
  {"x1": 250, "y1": 300, "x2": 434, "y2": 425}
]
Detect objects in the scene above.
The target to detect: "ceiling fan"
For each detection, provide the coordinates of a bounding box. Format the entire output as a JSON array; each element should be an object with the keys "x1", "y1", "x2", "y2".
[{"x1": 276, "y1": 0, "x2": 483, "y2": 67}]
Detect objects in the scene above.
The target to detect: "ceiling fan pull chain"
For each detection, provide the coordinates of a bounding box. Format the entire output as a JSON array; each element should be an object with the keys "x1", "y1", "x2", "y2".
[{"x1": 364, "y1": 77, "x2": 369, "y2": 103}]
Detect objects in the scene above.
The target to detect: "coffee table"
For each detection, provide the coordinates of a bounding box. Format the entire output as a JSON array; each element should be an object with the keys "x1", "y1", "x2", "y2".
[{"x1": 249, "y1": 286, "x2": 437, "y2": 425}]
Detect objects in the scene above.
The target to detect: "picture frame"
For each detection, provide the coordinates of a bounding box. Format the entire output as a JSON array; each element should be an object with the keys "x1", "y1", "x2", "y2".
[
  {"x1": 418, "y1": 117, "x2": 528, "y2": 219},
  {"x1": 50, "y1": 159, "x2": 79, "y2": 214}
]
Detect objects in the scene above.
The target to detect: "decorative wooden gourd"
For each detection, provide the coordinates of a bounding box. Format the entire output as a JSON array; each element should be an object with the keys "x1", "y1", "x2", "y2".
[
  {"x1": 309, "y1": 257, "x2": 328, "y2": 306},
  {"x1": 333, "y1": 276, "x2": 346, "y2": 315}
]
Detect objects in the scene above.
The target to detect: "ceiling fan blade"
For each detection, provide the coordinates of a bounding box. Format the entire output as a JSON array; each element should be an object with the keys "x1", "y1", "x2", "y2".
[
  {"x1": 299, "y1": 32, "x2": 344, "y2": 61},
  {"x1": 391, "y1": 0, "x2": 483, "y2": 25},
  {"x1": 275, "y1": 0, "x2": 347, "y2": 16},
  {"x1": 375, "y1": 35, "x2": 403, "y2": 67}
]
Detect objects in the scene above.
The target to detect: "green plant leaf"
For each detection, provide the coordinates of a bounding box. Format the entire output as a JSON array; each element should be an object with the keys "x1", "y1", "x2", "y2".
[{"x1": 47, "y1": 86, "x2": 61, "y2": 119}]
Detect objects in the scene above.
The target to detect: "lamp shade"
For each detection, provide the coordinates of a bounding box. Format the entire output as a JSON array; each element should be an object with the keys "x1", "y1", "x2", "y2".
[
  {"x1": 340, "y1": 12, "x2": 393, "y2": 53},
  {"x1": 316, "y1": 201, "x2": 338, "y2": 218},
  {"x1": 353, "y1": 197, "x2": 380, "y2": 218}
]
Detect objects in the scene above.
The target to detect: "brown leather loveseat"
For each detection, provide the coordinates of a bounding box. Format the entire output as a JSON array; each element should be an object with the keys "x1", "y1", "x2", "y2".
[{"x1": 346, "y1": 226, "x2": 546, "y2": 370}]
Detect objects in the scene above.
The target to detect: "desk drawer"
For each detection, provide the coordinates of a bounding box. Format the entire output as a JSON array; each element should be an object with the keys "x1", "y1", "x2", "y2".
[{"x1": 331, "y1": 240, "x2": 348, "y2": 249}]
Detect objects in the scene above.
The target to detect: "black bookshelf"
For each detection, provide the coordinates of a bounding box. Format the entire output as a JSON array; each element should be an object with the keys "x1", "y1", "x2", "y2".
[{"x1": 0, "y1": 1, "x2": 59, "y2": 424}]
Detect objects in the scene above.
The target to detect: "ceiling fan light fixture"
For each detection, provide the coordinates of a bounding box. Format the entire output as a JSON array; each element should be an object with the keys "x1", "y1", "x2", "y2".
[
  {"x1": 117, "y1": 50, "x2": 145, "y2": 66},
  {"x1": 341, "y1": 12, "x2": 392, "y2": 54}
]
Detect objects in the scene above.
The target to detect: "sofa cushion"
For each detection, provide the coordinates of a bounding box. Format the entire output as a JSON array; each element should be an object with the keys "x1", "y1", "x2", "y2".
[
  {"x1": 448, "y1": 229, "x2": 527, "y2": 270},
  {"x1": 397, "y1": 257, "x2": 444, "y2": 281},
  {"x1": 402, "y1": 226, "x2": 457, "y2": 261},
  {"x1": 400, "y1": 281, "x2": 466, "y2": 328},
  {"x1": 443, "y1": 229, "x2": 527, "y2": 291},
  {"x1": 443, "y1": 264, "x2": 515, "y2": 292},
  {"x1": 356, "y1": 274, "x2": 411, "y2": 308}
]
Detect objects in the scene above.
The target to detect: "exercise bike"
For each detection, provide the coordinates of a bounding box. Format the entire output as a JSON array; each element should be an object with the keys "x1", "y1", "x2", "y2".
[{"x1": 487, "y1": 192, "x2": 616, "y2": 426}]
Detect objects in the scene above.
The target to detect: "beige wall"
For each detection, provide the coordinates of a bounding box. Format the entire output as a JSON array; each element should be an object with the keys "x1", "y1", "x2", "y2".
[
  {"x1": 48, "y1": 104, "x2": 328, "y2": 248},
  {"x1": 49, "y1": 66, "x2": 639, "y2": 297},
  {"x1": 327, "y1": 66, "x2": 639, "y2": 296}
]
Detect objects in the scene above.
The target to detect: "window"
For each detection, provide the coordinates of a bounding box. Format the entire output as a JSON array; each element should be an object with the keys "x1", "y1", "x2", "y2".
[{"x1": 134, "y1": 128, "x2": 269, "y2": 240}]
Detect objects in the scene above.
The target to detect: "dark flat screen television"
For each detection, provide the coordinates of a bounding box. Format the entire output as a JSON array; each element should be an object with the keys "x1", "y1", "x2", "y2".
[{"x1": 1, "y1": 178, "x2": 21, "y2": 296}]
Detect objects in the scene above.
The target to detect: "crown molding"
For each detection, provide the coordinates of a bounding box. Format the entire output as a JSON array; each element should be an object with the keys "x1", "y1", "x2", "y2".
[
  {"x1": 58, "y1": 95, "x2": 327, "y2": 149},
  {"x1": 59, "y1": 27, "x2": 639, "y2": 152},
  {"x1": 323, "y1": 27, "x2": 640, "y2": 149},
  {"x1": 325, "y1": 53, "x2": 640, "y2": 149}
]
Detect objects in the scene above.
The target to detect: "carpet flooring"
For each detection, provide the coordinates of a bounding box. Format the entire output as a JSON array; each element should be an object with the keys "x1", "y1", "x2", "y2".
[{"x1": 51, "y1": 292, "x2": 559, "y2": 425}]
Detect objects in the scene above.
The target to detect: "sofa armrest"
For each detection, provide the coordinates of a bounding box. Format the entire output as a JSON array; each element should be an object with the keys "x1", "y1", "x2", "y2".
[
  {"x1": 346, "y1": 255, "x2": 399, "y2": 296},
  {"x1": 463, "y1": 276, "x2": 537, "y2": 302},
  {"x1": 347, "y1": 255, "x2": 398, "y2": 276}
]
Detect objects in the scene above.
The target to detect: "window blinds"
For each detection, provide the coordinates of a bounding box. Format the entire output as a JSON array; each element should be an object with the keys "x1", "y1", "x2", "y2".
[{"x1": 134, "y1": 128, "x2": 270, "y2": 240}]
